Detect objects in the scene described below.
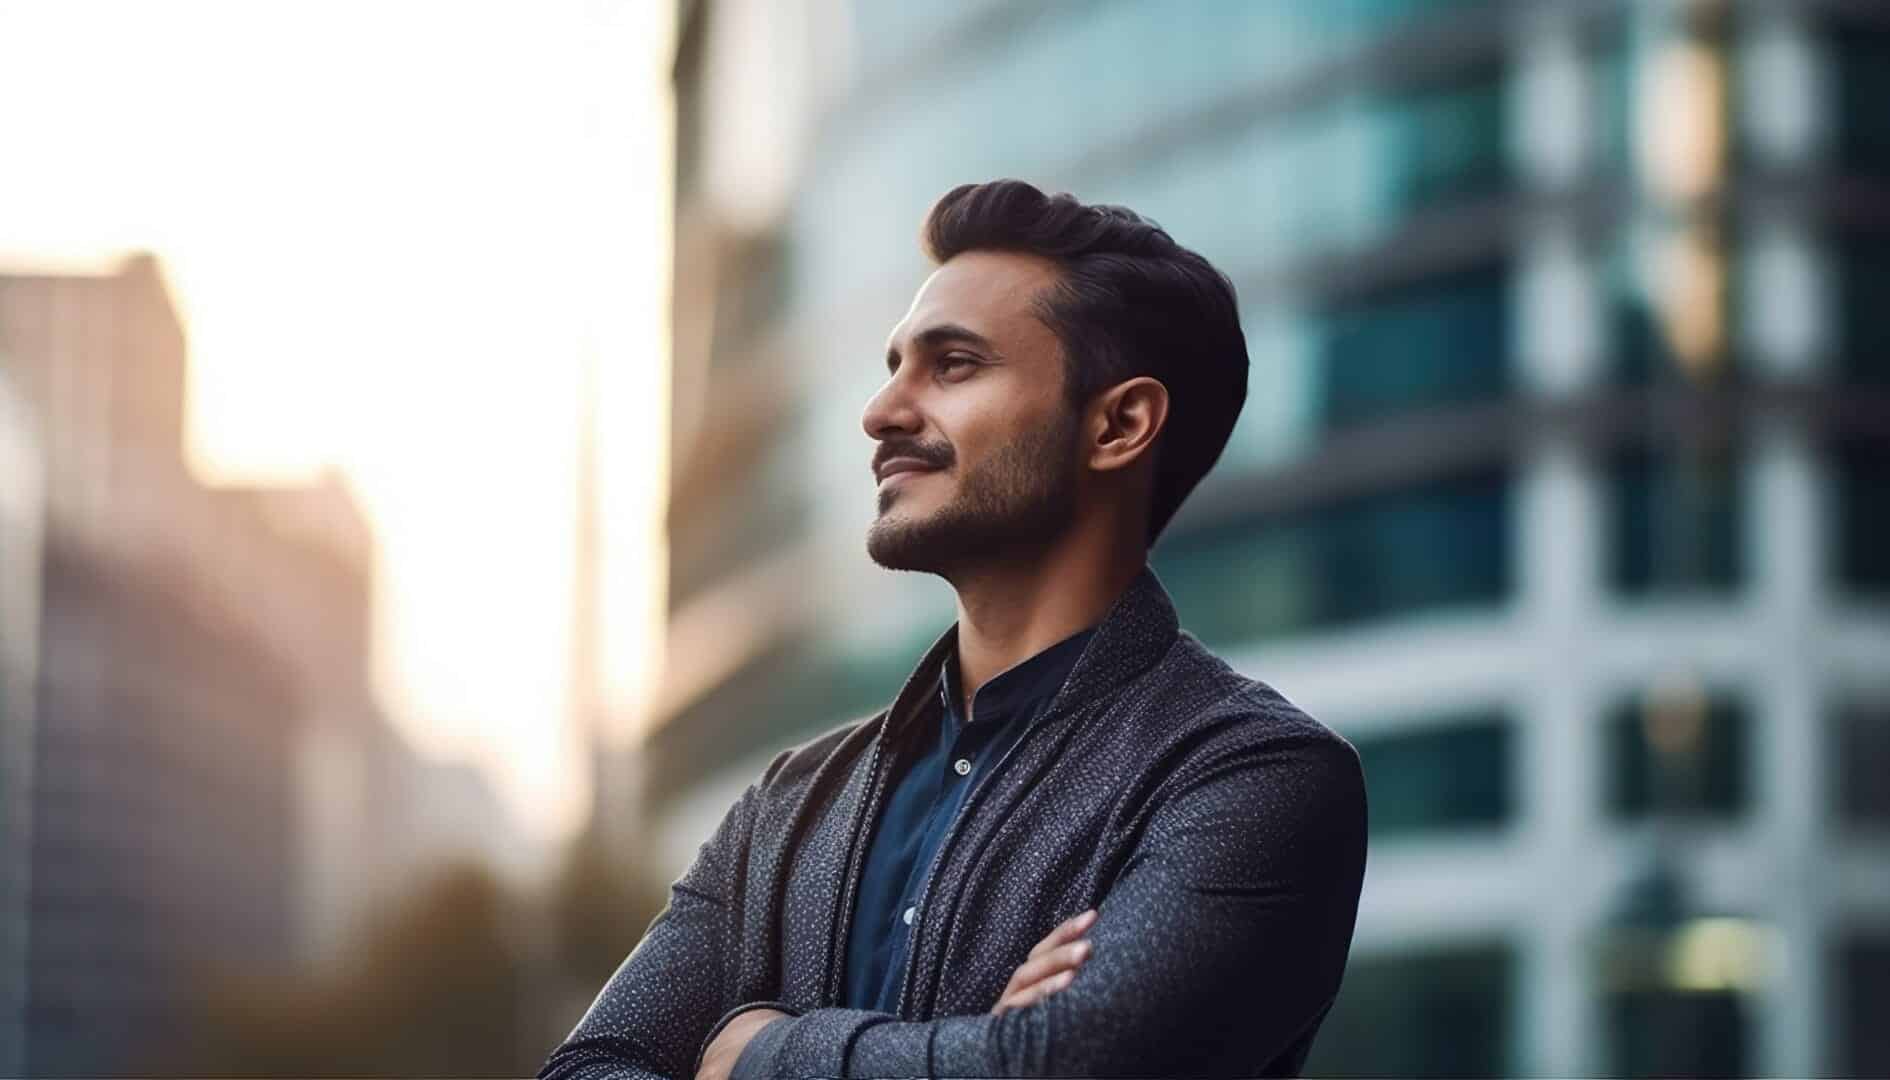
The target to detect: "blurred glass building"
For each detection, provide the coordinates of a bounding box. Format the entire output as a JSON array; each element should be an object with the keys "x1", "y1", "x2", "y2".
[
  {"x1": 646, "y1": 1, "x2": 1889, "y2": 1075},
  {"x1": 0, "y1": 372, "x2": 43, "y2": 1077},
  {"x1": 0, "y1": 256, "x2": 528, "y2": 1074}
]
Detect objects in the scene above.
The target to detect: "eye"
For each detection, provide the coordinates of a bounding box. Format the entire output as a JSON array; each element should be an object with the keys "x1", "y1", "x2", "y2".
[{"x1": 939, "y1": 352, "x2": 978, "y2": 375}]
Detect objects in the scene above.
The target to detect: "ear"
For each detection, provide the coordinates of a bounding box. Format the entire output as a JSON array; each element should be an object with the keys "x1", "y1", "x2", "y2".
[{"x1": 1085, "y1": 376, "x2": 1168, "y2": 474}]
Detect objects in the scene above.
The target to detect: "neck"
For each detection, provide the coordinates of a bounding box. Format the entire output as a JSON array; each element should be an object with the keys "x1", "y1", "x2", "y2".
[{"x1": 946, "y1": 531, "x2": 1143, "y2": 713}]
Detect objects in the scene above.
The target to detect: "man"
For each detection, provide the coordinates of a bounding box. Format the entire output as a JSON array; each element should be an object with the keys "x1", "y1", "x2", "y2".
[{"x1": 541, "y1": 179, "x2": 1368, "y2": 1080}]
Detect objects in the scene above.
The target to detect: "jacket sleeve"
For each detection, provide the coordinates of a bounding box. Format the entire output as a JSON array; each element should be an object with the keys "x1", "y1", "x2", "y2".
[
  {"x1": 539, "y1": 754, "x2": 788, "y2": 1080},
  {"x1": 728, "y1": 727, "x2": 1369, "y2": 1079}
]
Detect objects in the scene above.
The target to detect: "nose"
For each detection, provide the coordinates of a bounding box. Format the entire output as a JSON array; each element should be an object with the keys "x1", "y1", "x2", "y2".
[{"x1": 861, "y1": 372, "x2": 921, "y2": 442}]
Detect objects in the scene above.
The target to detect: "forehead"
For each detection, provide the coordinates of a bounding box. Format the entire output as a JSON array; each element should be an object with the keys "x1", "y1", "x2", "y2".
[{"x1": 888, "y1": 250, "x2": 1064, "y2": 352}]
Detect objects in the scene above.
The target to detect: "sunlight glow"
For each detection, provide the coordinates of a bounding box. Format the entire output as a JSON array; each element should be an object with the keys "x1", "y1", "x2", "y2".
[{"x1": 0, "y1": 0, "x2": 675, "y2": 842}]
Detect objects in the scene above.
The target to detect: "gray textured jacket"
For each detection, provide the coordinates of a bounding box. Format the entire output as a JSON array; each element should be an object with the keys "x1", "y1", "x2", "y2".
[{"x1": 541, "y1": 563, "x2": 1368, "y2": 1079}]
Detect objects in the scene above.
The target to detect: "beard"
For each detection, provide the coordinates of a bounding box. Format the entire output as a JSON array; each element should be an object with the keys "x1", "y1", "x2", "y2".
[{"x1": 867, "y1": 402, "x2": 1082, "y2": 575}]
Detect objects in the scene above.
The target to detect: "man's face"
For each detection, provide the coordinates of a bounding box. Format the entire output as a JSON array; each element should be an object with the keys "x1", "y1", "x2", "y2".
[{"x1": 862, "y1": 250, "x2": 1084, "y2": 575}]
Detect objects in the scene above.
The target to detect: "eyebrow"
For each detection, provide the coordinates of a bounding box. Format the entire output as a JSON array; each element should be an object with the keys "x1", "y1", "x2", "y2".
[{"x1": 885, "y1": 322, "x2": 1000, "y2": 373}]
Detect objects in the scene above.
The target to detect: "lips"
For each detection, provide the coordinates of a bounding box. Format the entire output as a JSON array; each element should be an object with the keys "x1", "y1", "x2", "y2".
[
  {"x1": 877, "y1": 462, "x2": 938, "y2": 486},
  {"x1": 875, "y1": 457, "x2": 941, "y2": 483}
]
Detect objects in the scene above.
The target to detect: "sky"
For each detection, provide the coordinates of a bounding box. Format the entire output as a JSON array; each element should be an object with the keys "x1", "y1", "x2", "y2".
[{"x1": 0, "y1": 0, "x2": 675, "y2": 841}]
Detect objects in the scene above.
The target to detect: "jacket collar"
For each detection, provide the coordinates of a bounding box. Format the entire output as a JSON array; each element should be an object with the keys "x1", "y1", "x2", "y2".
[{"x1": 878, "y1": 562, "x2": 1181, "y2": 745}]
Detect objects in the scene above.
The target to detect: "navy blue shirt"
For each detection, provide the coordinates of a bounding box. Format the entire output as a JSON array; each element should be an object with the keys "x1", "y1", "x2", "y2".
[{"x1": 841, "y1": 623, "x2": 1099, "y2": 1015}]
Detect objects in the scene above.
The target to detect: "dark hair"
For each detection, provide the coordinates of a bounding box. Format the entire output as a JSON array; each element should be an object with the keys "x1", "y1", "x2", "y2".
[{"x1": 920, "y1": 179, "x2": 1248, "y2": 550}]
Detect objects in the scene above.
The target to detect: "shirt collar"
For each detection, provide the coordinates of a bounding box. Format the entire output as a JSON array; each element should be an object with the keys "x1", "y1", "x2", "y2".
[
  {"x1": 938, "y1": 623, "x2": 1100, "y2": 728},
  {"x1": 878, "y1": 564, "x2": 1183, "y2": 747}
]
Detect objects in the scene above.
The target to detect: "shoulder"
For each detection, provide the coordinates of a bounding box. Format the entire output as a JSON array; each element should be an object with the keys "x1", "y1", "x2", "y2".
[
  {"x1": 1142, "y1": 630, "x2": 1364, "y2": 790},
  {"x1": 751, "y1": 710, "x2": 885, "y2": 794}
]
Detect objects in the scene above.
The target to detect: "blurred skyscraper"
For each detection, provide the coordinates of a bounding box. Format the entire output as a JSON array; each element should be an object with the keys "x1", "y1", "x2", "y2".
[
  {"x1": 649, "y1": 1, "x2": 1888, "y2": 1075},
  {"x1": 0, "y1": 255, "x2": 525, "y2": 1073},
  {"x1": 0, "y1": 374, "x2": 43, "y2": 1077},
  {"x1": 0, "y1": 255, "x2": 285, "y2": 1075}
]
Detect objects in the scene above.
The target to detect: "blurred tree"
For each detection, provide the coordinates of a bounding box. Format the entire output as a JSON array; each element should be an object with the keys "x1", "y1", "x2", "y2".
[
  {"x1": 548, "y1": 822, "x2": 669, "y2": 989},
  {"x1": 180, "y1": 859, "x2": 534, "y2": 1077},
  {"x1": 169, "y1": 829, "x2": 670, "y2": 1076}
]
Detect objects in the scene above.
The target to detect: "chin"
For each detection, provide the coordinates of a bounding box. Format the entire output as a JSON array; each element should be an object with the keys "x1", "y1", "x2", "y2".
[{"x1": 866, "y1": 511, "x2": 946, "y2": 573}]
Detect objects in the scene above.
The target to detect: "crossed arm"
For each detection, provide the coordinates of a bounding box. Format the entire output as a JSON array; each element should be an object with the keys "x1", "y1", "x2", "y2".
[{"x1": 542, "y1": 730, "x2": 1368, "y2": 1080}]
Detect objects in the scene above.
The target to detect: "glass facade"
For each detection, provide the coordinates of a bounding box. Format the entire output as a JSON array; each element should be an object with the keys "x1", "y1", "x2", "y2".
[
  {"x1": 1606, "y1": 248, "x2": 1667, "y2": 385},
  {"x1": 850, "y1": 2, "x2": 1477, "y2": 129},
  {"x1": 1832, "y1": 23, "x2": 1890, "y2": 181},
  {"x1": 1835, "y1": 441, "x2": 1890, "y2": 592},
  {"x1": 1604, "y1": 232, "x2": 1739, "y2": 387},
  {"x1": 1354, "y1": 711, "x2": 1512, "y2": 838},
  {"x1": 1318, "y1": 261, "x2": 1511, "y2": 431},
  {"x1": 1095, "y1": 59, "x2": 1508, "y2": 281},
  {"x1": 1592, "y1": 25, "x2": 1635, "y2": 181},
  {"x1": 1837, "y1": 933, "x2": 1890, "y2": 1078},
  {"x1": 665, "y1": 2, "x2": 1890, "y2": 1074},
  {"x1": 1606, "y1": 987, "x2": 1749, "y2": 1078},
  {"x1": 1375, "y1": 62, "x2": 1509, "y2": 217},
  {"x1": 792, "y1": 33, "x2": 1508, "y2": 321},
  {"x1": 1607, "y1": 443, "x2": 1743, "y2": 595},
  {"x1": 1837, "y1": 236, "x2": 1890, "y2": 385},
  {"x1": 1303, "y1": 941, "x2": 1514, "y2": 1078},
  {"x1": 1154, "y1": 469, "x2": 1510, "y2": 648},
  {"x1": 1605, "y1": 693, "x2": 1749, "y2": 820},
  {"x1": 1832, "y1": 702, "x2": 1890, "y2": 826}
]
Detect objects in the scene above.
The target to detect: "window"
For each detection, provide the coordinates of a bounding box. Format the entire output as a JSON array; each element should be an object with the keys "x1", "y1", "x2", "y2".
[
  {"x1": 1594, "y1": 24, "x2": 1738, "y2": 184},
  {"x1": 1318, "y1": 262, "x2": 1511, "y2": 431},
  {"x1": 1606, "y1": 987, "x2": 1750, "y2": 1078},
  {"x1": 1592, "y1": 26, "x2": 1635, "y2": 180},
  {"x1": 1833, "y1": 24, "x2": 1890, "y2": 180},
  {"x1": 1605, "y1": 691, "x2": 1749, "y2": 820},
  {"x1": 1836, "y1": 933, "x2": 1890, "y2": 1078},
  {"x1": 1375, "y1": 63, "x2": 1510, "y2": 219},
  {"x1": 1832, "y1": 702, "x2": 1890, "y2": 825},
  {"x1": 1604, "y1": 230, "x2": 1738, "y2": 387},
  {"x1": 1835, "y1": 441, "x2": 1890, "y2": 592},
  {"x1": 1606, "y1": 442, "x2": 1743, "y2": 594},
  {"x1": 1154, "y1": 469, "x2": 1511, "y2": 647},
  {"x1": 1607, "y1": 268, "x2": 1668, "y2": 386},
  {"x1": 1301, "y1": 941, "x2": 1514, "y2": 1078},
  {"x1": 1354, "y1": 711, "x2": 1512, "y2": 838},
  {"x1": 1837, "y1": 237, "x2": 1890, "y2": 385}
]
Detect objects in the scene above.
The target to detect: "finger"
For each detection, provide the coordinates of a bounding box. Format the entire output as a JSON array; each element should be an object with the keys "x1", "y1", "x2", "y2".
[
  {"x1": 990, "y1": 970, "x2": 1076, "y2": 1016},
  {"x1": 1026, "y1": 908, "x2": 1098, "y2": 961},
  {"x1": 1000, "y1": 941, "x2": 1092, "y2": 1000},
  {"x1": 1002, "y1": 946, "x2": 1089, "y2": 1000},
  {"x1": 1025, "y1": 909, "x2": 1095, "y2": 961}
]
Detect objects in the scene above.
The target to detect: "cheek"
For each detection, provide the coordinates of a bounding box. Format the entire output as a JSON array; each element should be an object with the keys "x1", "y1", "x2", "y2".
[{"x1": 939, "y1": 389, "x2": 1035, "y2": 464}]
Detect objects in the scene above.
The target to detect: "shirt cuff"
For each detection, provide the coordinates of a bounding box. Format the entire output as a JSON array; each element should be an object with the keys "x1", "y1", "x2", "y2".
[{"x1": 695, "y1": 1000, "x2": 803, "y2": 1078}]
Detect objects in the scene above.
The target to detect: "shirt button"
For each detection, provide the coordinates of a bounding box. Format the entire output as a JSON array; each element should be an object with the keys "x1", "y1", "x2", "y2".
[
  {"x1": 953, "y1": 758, "x2": 971, "y2": 776},
  {"x1": 903, "y1": 906, "x2": 916, "y2": 926}
]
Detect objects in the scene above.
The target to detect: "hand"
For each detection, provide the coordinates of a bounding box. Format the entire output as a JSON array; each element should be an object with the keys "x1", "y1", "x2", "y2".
[
  {"x1": 695, "y1": 1007, "x2": 791, "y2": 1080},
  {"x1": 990, "y1": 908, "x2": 1097, "y2": 1016}
]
